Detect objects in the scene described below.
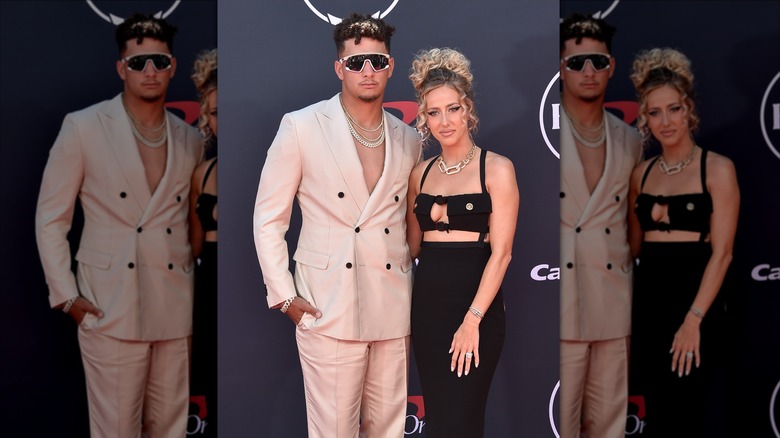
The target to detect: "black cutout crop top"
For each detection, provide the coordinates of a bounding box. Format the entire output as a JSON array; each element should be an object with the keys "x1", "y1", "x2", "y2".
[
  {"x1": 414, "y1": 149, "x2": 492, "y2": 237},
  {"x1": 195, "y1": 158, "x2": 218, "y2": 232},
  {"x1": 634, "y1": 149, "x2": 712, "y2": 240}
]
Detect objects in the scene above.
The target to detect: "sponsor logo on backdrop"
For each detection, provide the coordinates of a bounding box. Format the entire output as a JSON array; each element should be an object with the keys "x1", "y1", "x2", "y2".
[
  {"x1": 760, "y1": 71, "x2": 780, "y2": 160},
  {"x1": 626, "y1": 395, "x2": 647, "y2": 435},
  {"x1": 539, "y1": 70, "x2": 640, "y2": 160},
  {"x1": 406, "y1": 395, "x2": 426, "y2": 434},
  {"x1": 304, "y1": 0, "x2": 400, "y2": 25},
  {"x1": 86, "y1": 0, "x2": 180, "y2": 25},
  {"x1": 531, "y1": 263, "x2": 560, "y2": 281},
  {"x1": 771, "y1": 380, "x2": 780, "y2": 437},
  {"x1": 550, "y1": 380, "x2": 560, "y2": 437},
  {"x1": 187, "y1": 395, "x2": 209, "y2": 435},
  {"x1": 752, "y1": 263, "x2": 780, "y2": 281}
]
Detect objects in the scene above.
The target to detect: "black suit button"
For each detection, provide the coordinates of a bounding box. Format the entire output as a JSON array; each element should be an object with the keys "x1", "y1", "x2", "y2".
[
  {"x1": 575, "y1": 227, "x2": 581, "y2": 233},
  {"x1": 384, "y1": 228, "x2": 390, "y2": 234},
  {"x1": 137, "y1": 227, "x2": 143, "y2": 233},
  {"x1": 560, "y1": 192, "x2": 565, "y2": 198},
  {"x1": 386, "y1": 263, "x2": 391, "y2": 270},
  {"x1": 615, "y1": 195, "x2": 621, "y2": 202},
  {"x1": 605, "y1": 228, "x2": 611, "y2": 234},
  {"x1": 338, "y1": 192, "x2": 345, "y2": 198},
  {"x1": 346, "y1": 262, "x2": 352, "y2": 269},
  {"x1": 394, "y1": 196, "x2": 399, "y2": 202},
  {"x1": 120, "y1": 192, "x2": 127, "y2": 198},
  {"x1": 176, "y1": 195, "x2": 182, "y2": 202},
  {"x1": 166, "y1": 228, "x2": 172, "y2": 234},
  {"x1": 168, "y1": 263, "x2": 174, "y2": 270},
  {"x1": 566, "y1": 262, "x2": 573, "y2": 269},
  {"x1": 128, "y1": 262, "x2": 135, "y2": 269},
  {"x1": 607, "y1": 263, "x2": 613, "y2": 270},
  {"x1": 355, "y1": 227, "x2": 360, "y2": 233}
]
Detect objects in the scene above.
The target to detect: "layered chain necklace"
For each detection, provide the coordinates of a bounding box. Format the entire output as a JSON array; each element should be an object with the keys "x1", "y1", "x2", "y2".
[
  {"x1": 340, "y1": 95, "x2": 385, "y2": 148},
  {"x1": 123, "y1": 98, "x2": 168, "y2": 148},
  {"x1": 561, "y1": 105, "x2": 606, "y2": 148},
  {"x1": 658, "y1": 146, "x2": 696, "y2": 175},
  {"x1": 437, "y1": 143, "x2": 477, "y2": 175}
]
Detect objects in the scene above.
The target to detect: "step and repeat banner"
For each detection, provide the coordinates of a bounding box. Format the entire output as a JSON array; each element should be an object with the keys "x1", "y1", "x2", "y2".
[
  {"x1": 559, "y1": 1, "x2": 780, "y2": 437},
  {"x1": 218, "y1": 1, "x2": 561, "y2": 437},
  {"x1": 0, "y1": 2, "x2": 217, "y2": 437}
]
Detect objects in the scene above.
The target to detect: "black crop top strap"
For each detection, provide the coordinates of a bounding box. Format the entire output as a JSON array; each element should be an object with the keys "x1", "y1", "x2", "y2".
[
  {"x1": 477, "y1": 149, "x2": 488, "y2": 242},
  {"x1": 195, "y1": 159, "x2": 218, "y2": 232},
  {"x1": 699, "y1": 149, "x2": 709, "y2": 194},
  {"x1": 202, "y1": 158, "x2": 217, "y2": 191},
  {"x1": 419, "y1": 155, "x2": 438, "y2": 191},
  {"x1": 640, "y1": 155, "x2": 661, "y2": 190}
]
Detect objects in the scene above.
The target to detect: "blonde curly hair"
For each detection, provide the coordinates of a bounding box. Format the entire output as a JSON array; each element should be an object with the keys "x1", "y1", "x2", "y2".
[
  {"x1": 191, "y1": 48, "x2": 217, "y2": 142},
  {"x1": 630, "y1": 47, "x2": 699, "y2": 144},
  {"x1": 408, "y1": 48, "x2": 478, "y2": 145}
]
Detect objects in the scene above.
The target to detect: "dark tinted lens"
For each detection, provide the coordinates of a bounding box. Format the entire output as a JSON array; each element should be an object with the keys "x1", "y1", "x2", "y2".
[
  {"x1": 566, "y1": 54, "x2": 610, "y2": 71},
  {"x1": 345, "y1": 54, "x2": 388, "y2": 72},
  {"x1": 126, "y1": 54, "x2": 171, "y2": 71}
]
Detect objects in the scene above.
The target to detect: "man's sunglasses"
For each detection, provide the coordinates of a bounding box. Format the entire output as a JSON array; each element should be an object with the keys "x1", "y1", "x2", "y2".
[
  {"x1": 562, "y1": 53, "x2": 612, "y2": 72},
  {"x1": 338, "y1": 53, "x2": 390, "y2": 73},
  {"x1": 121, "y1": 53, "x2": 173, "y2": 72}
]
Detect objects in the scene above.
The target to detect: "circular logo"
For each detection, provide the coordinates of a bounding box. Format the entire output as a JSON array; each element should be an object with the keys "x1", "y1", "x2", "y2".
[
  {"x1": 760, "y1": 71, "x2": 780, "y2": 160},
  {"x1": 771, "y1": 379, "x2": 780, "y2": 437},
  {"x1": 539, "y1": 72, "x2": 560, "y2": 159},
  {"x1": 550, "y1": 380, "x2": 560, "y2": 437},
  {"x1": 304, "y1": 0, "x2": 400, "y2": 25},
  {"x1": 85, "y1": 1, "x2": 181, "y2": 25}
]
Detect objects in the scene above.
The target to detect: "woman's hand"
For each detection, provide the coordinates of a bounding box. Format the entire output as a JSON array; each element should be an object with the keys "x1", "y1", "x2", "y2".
[
  {"x1": 670, "y1": 313, "x2": 701, "y2": 377},
  {"x1": 449, "y1": 315, "x2": 480, "y2": 377}
]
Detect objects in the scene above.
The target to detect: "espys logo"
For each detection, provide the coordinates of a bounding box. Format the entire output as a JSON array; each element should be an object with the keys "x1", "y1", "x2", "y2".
[
  {"x1": 304, "y1": 0, "x2": 400, "y2": 25},
  {"x1": 187, "y1": 395, "x2": 209, "y2": 435},
  {"x1": 752, "y1": 263, "x2": 780, "y2": 281},
  {"x1": 406, "y1": 395, "x2": 426, "y2": 434},
  {"x1": 86, "y1": 1, "x2": 180, "y2": 25},
  {"x1": 771, "y1": 379, "x2": 780, "y2": 437},
  {"x1": 760, "y1": 71, "x2": 780, "y2": 160},
  {"x1": 538, "y1": 71, "x2": 640, "y2": 160}
]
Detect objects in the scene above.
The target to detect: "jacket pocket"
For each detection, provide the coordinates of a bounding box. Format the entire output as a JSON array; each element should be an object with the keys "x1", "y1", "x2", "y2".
[
  {"x1": 293, "y1": 247, "x2": 330, "y2": 270},
  {"x1": 75, "y1": 247, "x2": 111, "y2": 270}
]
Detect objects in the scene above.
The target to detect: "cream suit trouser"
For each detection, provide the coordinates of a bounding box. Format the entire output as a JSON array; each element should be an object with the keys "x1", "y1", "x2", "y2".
[
  {"x1": 78, "y1": 328, "x2": 190, "y2": 438},
  {"x1": 296, "y1": 325, "x2": 410, "y2": 438},
  {"x1": 560, "y1": 337, "x2": 629, "y2": 438}
]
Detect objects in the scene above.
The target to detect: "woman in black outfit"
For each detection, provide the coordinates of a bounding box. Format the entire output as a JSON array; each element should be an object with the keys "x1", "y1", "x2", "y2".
[
  {"x1": 627, "y1": 47, "x2": 739, "y2": 437},
  {"x1": 188, "y1": 48, "x2": 218, "y2": 435},
  {"x1": 405, "y1": 48, "x2": 519, "y2": 438}
]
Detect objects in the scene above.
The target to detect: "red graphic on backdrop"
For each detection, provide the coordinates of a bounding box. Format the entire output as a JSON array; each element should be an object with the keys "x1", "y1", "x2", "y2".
[
  {"x1": 166, "y1": 101, "x2": 200, "y2": 126},
  {"x1": 384, "y1": 101, "x2": 417, "y2": 125},
  {"x1": 605, "y1": 101, "x2": 640, "y2": 126}
]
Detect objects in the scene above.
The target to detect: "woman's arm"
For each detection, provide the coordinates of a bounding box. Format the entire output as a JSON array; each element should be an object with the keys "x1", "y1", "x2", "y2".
[
  {"x1": 406, "y1": 163, "x2": 424, "y2": 260},
  {"x1": 627, "y1": 162, "x2": 646, "y2": 259},
  {"x1": 189, "y1": 161, "x2": 206, "y2": 258}
]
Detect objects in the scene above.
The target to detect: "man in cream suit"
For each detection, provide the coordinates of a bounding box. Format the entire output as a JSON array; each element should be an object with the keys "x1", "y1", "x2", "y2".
[
  {"x1": 558, "y1": 13, "x2": 643, "y2": 438},
  {"x1": 35, "y1": 14, "x2": 202, "y2": 437},
  {"x1": 254, "y1": 13, "x2": 421, "y2": 438}
]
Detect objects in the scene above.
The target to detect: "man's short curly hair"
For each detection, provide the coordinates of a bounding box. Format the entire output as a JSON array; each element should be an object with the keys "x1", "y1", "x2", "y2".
[
  {"x1": 115, "y1": 13, "x2": 178, "y2": 55},
  {"x1": 333, "y1": 13, "x2": 395, "y2": 56},
  {"x1": 560, "y1": 13, "x2": 616, "y2": 54}
]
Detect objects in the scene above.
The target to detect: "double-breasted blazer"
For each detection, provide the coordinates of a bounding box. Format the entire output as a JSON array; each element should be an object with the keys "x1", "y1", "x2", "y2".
[
  {"x1": 560, "y1": 110, "x2": 642, "y2": 341},
  {"x1": 35, "y1": 93, "x2": 203, "y2": 341},
  {"x1": 254, "y1": 93, "x2": 422, "y2": 342}
]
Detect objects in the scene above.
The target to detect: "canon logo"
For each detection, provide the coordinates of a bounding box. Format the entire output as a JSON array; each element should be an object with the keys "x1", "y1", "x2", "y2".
[
  {"x1": 752, "y1": 264, "x2": 780, "y2": 281},
  {"x1": 531, "y1": 264, "x2": 560, "y2": 281}
]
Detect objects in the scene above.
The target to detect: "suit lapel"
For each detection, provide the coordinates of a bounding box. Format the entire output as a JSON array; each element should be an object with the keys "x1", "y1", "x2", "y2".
[
  {"x1": 560, "y1": 113, "x2": 590, "y2": 217},
  {"x1": 319, "y1": 94, "x2": 370, "y2": 211},
  {"x1": 101, "y1": 94, "x2": 151, "y2": 212},
  {"x1": 140, "y1": 112, "x2": 182, "y2": 224}
]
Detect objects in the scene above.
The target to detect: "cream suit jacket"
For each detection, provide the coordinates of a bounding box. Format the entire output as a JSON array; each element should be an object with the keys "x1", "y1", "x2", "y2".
[
  {"x1": 560, "y1": 110, "x2": 642, "y2": 341},
  {"x1": 254, "y1": 93, "x2": 422, "y2": 342},
  {"x1": 35, "y1": 93, "x2": 203, "y2": 341}
]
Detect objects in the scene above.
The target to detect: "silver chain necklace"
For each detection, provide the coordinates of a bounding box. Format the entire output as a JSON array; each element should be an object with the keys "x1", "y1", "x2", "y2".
[
  {"x1": 562, "y1": 105, "x2": 606, "y2": 148},
  {"x1": 437, "y1": 143, "x2": 477, "y2": 175},
  {"x1": 123, "y1": 99, "x2": 168, "y2": 148},
  {"x1": 340, "y1": 95, "x2": 385, "y2": 148},
  {"x1": 658, "y1": 146, "x2": 696, "y2": 175}
]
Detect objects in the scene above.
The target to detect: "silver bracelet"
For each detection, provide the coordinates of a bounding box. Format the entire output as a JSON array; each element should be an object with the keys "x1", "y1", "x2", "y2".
[
  {"x1": 468, "y1": 306, "x2": 484, "y2": 320},
  {"x1": 689, "y1": 306, "x2": 704, "y2": 319},
  {"x1": 62, "y1": 297, "x2": 77, "y2": 313},
  {"x1": 280, "y1": 297, "x2": 296, "y2": 313}
]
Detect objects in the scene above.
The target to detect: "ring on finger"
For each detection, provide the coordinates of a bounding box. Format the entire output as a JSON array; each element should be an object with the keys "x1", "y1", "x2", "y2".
[
  {"x1": 685, "y1": 351, "x2": 694, "y2": 359},
  {"x1": 465, "y1": 352, "x2": 473, "y2": 359}
]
